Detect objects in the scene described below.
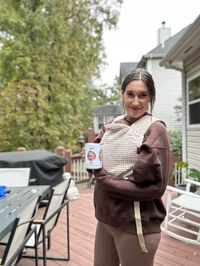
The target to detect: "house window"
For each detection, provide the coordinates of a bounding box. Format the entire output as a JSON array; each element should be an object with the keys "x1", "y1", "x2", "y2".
[
  {"x1": 97, "y1": 115, "x2": 113, "y2": 131},
  {"x1": 98, "y1": 116, "x2": 104, "y2": 130},
  {"x1": 188, "y1": 76, "x2": 200, "y2": 125}
]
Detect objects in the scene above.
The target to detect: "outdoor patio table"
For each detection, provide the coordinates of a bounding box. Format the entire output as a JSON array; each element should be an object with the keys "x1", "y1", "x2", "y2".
[{"x1": 0, "y1": 185, "x2": 51, "y2": 241}]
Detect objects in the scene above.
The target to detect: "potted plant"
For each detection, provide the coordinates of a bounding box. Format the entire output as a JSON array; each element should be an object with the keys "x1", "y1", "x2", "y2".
[{"x1": 188, "y1": 168, "x2": 200, "y2": 193}]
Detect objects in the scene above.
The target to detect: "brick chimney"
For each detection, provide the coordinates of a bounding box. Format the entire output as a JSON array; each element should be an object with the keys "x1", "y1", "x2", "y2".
[{"x1": 157, "y1": 21, "x2": 171, "y2": 47}]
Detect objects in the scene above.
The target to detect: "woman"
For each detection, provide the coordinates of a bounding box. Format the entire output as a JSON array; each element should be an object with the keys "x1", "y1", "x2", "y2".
[{"x1": 92, "y1": 69, "x2": 171, "y2": 266}]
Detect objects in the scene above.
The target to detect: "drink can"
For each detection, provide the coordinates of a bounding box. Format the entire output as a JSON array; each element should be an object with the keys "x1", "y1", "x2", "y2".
[{"x1": 85, "y1": 143, "x2": 102, "y2": 169}]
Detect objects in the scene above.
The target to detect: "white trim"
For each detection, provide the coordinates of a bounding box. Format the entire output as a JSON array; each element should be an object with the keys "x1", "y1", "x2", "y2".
[
  {"x1": 181, "y1": 72, "x2": 187, "y2": 162},
  {"x1": 186, "y1": 71, "x2": 200, "y2": 128}
]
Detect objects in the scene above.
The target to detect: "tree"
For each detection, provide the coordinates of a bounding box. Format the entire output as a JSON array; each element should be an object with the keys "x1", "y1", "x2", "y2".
[
  {"x1": 80, "y1": 75, "x2": 121, "y2": 129},
  {"x1": 0, "y1": 0, "x2": 123, "y2": 151}
]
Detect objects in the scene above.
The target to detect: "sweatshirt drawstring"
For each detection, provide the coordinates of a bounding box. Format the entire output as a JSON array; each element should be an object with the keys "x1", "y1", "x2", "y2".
[{"x1": 134, "y1": 201, "x2": 148, "y2": 253}]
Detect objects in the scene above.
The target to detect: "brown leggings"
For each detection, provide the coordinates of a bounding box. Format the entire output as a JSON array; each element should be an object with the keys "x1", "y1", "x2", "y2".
[{"x1": 94, "y1": 222, "x2": 161, "y2": 266}]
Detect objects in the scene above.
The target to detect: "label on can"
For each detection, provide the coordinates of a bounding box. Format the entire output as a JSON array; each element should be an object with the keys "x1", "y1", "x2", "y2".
[{"x1": 85, "y1": 143, "x2": 103, "y2": 169}]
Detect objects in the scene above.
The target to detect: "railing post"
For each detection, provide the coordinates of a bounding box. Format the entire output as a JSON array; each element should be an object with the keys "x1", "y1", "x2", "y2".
[
  {"x1": 86, "y1": 127, "x2": 96, "y2": 143},
  {"x1": 55, "y1": 146, "x2": 69, "y2": 173},
  {"x1": 65, "y1": 149, "x2": 72, "y2": 173},
  {"x1": 55, "y1": 146, "x2": 90, "y2": 182}
]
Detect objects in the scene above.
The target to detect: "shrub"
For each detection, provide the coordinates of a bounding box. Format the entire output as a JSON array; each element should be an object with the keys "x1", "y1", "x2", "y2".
[{"x1": 168, "y1": 130, "x2": 182, "y2": 159}]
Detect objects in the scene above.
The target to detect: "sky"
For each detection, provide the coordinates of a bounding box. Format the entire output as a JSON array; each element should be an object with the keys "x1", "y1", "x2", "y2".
[{"x1": 100, "y1": 0, "x2": 200, "y2": 86}]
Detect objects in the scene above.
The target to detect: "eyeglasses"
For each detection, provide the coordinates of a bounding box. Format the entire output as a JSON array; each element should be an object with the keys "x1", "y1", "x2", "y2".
[{"x1": 125, "y1": 91, "x2": 149, "y2": 101}]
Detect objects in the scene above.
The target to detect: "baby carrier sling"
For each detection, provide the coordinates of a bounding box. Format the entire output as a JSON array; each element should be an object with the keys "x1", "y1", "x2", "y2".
[{"x1": 101, "y1": 114, "x2": 159, "y2": 252}]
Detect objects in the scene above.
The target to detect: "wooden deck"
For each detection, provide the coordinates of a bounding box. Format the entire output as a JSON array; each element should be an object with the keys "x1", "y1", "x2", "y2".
[{"x1": 18, "y1": 184, "x2": 200, "y2": 266}]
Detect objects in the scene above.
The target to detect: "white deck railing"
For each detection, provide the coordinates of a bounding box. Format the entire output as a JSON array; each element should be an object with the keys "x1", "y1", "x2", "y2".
[
  {"x1": 71, "y1": 154, "x2": 89, "y2": 183},
  {"x1": 174, "y1": 162, "x2": 188, "y2": 186}
]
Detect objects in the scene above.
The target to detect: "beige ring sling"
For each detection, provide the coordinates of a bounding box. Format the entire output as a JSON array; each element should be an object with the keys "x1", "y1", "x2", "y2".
[{"x1": 101, "y1": 114, "x2": 159, "y2": 253}]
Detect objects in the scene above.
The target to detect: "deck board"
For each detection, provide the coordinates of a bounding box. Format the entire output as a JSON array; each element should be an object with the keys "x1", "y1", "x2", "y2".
[{"x1": 17, "y1": 185, "x2": 200, "y2": 266}]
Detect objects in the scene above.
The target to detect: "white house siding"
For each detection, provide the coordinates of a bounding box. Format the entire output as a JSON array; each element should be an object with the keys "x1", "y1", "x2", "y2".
[
  {"x1": 185, "y1": 59, "x2": 200, "y2": 170},
  {"x1": 146, "y1": 59, "x2": 182, "y2": 131},
  {"x1": 186, "y1": 129, "x2": 200, "y2": 169}
]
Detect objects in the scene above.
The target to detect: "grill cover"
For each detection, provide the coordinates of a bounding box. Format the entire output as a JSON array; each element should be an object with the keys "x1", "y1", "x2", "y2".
[{"x1": 0, "y1": 150, "x2": 67, "y2": 186}]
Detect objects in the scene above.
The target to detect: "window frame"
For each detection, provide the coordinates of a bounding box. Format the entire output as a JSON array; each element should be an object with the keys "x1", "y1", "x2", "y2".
[
  {"x1": 96, "y1": 115, "x2": 114, "y2": 132},
  {"x1": 187, "y1": 73, "x2": 200, "y2": 127},
  {"x1": 97, "y1": 116, "x2": 105, "y2": 131}
]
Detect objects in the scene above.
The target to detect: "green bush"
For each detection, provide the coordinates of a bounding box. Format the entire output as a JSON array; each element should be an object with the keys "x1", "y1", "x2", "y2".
[
  {"x1": 189, "y1": 168, "x2": 200, "y2": 182},
  {"x1": 168, "y1": 130, "x2": 182, "y2": 159}
]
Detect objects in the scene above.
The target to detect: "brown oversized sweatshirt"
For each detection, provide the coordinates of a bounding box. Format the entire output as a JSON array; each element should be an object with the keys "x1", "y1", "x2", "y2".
[{"x1": 93, "y1": 119, "x2": 171, "y2": 234}]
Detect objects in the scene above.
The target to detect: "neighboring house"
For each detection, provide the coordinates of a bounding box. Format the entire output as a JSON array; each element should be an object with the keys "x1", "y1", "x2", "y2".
[
  {"x1": 119, "y1": 62, "x2": 138, "y2": 83},
  {"x1": 93, "y1": 103, "x2": 123, "y2": 134},
  {"x1": 160, "y1": 15, "x2": 200, "y2": 169},
  {"x1": 93, "y1": 23, "x2": 190, "y2": 137},
  {"x1": 136, "y1": 21, "x2": 189, "y2": 131}
]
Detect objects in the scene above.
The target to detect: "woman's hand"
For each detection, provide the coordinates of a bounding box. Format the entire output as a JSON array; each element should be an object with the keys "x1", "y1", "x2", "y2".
[{"x1": 86, "y1": 168, "x2": 106, "y2": 179}]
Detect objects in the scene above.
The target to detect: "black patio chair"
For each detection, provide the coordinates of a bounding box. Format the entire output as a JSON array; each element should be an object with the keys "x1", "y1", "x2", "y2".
[
  {"x1": 0, "y1": 197, "x2": 40, "y2": 266},
  {"x1": 23, "y1": 178, "x2": 72, "y2": 266}
]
